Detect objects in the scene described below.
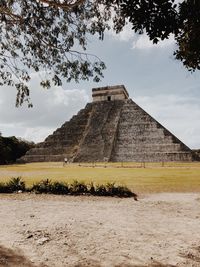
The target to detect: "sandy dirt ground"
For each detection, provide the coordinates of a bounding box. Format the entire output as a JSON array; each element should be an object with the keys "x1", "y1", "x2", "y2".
[{"x1": 0, "y1": 193, "x2": 200, "y2": 267}]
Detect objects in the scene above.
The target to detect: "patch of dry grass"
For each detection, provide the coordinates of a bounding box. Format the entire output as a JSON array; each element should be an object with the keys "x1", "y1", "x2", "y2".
[{"x1": 0, "y1": 162, "x2": 200, "y2": 193}]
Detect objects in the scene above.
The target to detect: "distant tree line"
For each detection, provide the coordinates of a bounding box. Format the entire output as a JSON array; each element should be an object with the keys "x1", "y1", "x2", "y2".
[{"x1": 0, "y1": 133, "x2": 34, "y2": 164}]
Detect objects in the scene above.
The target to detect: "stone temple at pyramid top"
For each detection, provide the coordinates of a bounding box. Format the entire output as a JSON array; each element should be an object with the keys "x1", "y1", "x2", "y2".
[{"x1": 92, "y1": 85, "x2": 129, "y2": 102}]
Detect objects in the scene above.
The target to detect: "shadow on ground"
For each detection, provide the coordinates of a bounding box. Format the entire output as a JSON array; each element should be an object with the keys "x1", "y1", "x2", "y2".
[
  {"x1": 179, "y1": 245, "x2": 200, "y2": 264},
  {"x1": 0, "y1": 246, "x2": 46, "y2": 267},
  {"x1": 115, "y1": 264, "x2": 175, "y2": 267},
  {"x1": 74, "y1": 263, "x2": 175, "y2": 267},
  {"x1": 0, "y1": 246, "x2": 176, "y2": 267},
  {"x1": 1, "y1": 244, "x2": 200, "y2": 267}
]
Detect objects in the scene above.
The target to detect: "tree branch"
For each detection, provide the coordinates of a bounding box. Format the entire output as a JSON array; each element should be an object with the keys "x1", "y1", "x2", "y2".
[
  {"x1": 0, "y1": 0, "x2": 86, "y2": 25},
  {"x1": 0, "y1": 6, "x2": 24, "y2": 24},
  {"x1": 38, "y1": 0, "x2": 86, "y2": 10}
]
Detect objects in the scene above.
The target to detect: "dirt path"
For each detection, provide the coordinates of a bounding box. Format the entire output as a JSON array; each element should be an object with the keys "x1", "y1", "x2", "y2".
[{"x1": 0, "y1": 193, "x2": 200, "y2": 267}]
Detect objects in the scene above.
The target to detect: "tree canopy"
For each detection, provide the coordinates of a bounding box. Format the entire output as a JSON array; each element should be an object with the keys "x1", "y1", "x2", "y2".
[
  {"x1": 117, "y1": 0, "x2": 200, "y2": 72},
  {"x1": 0, "y1": 135, "x2": 34, "y2": 164},
  {"x1": 0, "y1": 0, "x2": 199, "y2": 106}
]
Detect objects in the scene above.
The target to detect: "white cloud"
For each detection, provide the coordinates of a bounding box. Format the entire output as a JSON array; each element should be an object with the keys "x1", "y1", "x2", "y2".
[
  {"x1": 0, "y1": 74, "x2": 90, "y2": 143},
  {"x1": 132, "y1": 34, "x2": 175, "y2": 50},
  {"x1": 107, "y1": 23, "x2": 134, "y2": 42},
  {"x1": 107, "y1": 22, "x2": 175, "y2": 50},
  {"x1": 22, "y1": 127, "x2": 56, "y2": 143},
  {"x1": 135, "y1": 94, "x2": 200, "y2": 149}
]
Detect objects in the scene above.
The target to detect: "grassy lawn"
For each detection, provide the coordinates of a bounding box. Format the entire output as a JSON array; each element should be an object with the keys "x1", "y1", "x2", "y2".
[{"x1": 0, "y1": 162, "x2": 200, "y2": 193}]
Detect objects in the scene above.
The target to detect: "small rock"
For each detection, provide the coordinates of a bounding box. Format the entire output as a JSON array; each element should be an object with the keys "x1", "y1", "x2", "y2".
[
  {"x1": 36, "y1": 237, "x2": 50, "y2": 245},
  {"x1": 27, "y1": 234, "x2": 33, "y2": 239}
]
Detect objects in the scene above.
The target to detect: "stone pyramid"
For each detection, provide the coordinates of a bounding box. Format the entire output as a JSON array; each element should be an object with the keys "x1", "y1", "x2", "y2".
[{"x1": 21, "y1": 85, "x2": 195, "y2": 162}]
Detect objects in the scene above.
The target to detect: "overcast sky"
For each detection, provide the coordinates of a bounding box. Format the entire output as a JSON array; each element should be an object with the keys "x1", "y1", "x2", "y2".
[{"x1": 0, "y1": 27, "x2": 200, "y2": 149}]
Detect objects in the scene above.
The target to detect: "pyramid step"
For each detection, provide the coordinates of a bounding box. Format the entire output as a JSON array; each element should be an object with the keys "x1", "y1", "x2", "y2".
[
  {"x1": 110, "y1": 100, "x2": 192, "y2": 162},
  {"x1": 21, "y1": 103, "x2": 93, "y2": 162},
  {"x1": 112, "y1": 152, "x2": 193, "y2": 162}
]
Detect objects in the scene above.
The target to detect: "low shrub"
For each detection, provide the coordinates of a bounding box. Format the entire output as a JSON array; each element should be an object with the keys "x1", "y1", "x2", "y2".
[
  {"x1": 113, "y1": 185, "x2": 137, "y2": 199},
  {"x1": 70, "y1": 180, "x2": 88, "y2": 195},
  {"x1": 88, "y1": 182, "x2": 95, "y2": 195},
  {"x1": 105, "y1": 182, "x2": 117, "y2": 196},
  {"x1": 0, "y1": 177, "x2": 25, "y2": 193},
  {"x1": 31, "y1": 179, "x2": 52, "y2": 194},
  {"x1": 0, "y1": 182, "x2": 10, "y2": 193},
  {"x1": 0, "y1": 177, "x2": 137, "y2": 199},
  {"x1": 50, "y1": 181, "x2": 69, "y2": 195},
  {"x1": 6, "y1": 177, "x2": 25, "y2": 192},
  {"x1": 95, "y1": 182, "x2": 137, "y2": 199},
  {"x1": 95, "y1": 184, "x2": 108, "y2": 196}
]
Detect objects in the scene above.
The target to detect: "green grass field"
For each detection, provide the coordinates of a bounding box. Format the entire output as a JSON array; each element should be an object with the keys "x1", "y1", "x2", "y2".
[{"x1": 0, "y1": 162, "x2": 200, "y2": 193}]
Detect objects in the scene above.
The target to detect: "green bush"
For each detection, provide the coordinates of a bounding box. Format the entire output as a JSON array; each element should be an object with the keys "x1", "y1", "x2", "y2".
[
  {"x1": 0, "y1": 182, "x2": 10, "y2": 193},
  {"x1": 6, "y1": 177, "x2": 25, "y2": 192},
  {"x1": 95, "y1": 182, "x2": 137, "y2": 199},
  {"x1": 113, "y1": 185, "x2": 137, "y2": 199},
  {"x1": 70, "y1": 180, "x2": 88, "y2": 195},
  {"x1": 95, "y1": 184, "x2": 108, "y2": 196},
  {"x1": 0, "y1": 135, "x2": 35, "y2": 165},
  {"x1": 50, "y1": 181, "x2": 69, "y2": 195},
  {"x1": 0, "y1": 177, "x2": 137, "y2": 199},
  {"x1": 0, "y1": 177, "x2": 25, "y2": 193},
  {"x1": 88, "y1": 182, "x2": 95, "y2": 195},
  {"x1": 31, "y1": 179, "x2": 52, "y2": 193},
  {"x1": 105, "y1": 182, "x2": 117, "y2": 196}
]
